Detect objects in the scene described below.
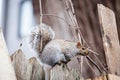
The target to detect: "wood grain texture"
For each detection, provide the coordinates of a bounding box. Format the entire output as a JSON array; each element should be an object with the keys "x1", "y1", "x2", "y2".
[
  {"x1": 11, "y1": 49, "x2": 44, "y2": 80},
  {"x1": 51, "y1": 65, "x2": 80, "y2": 80},
  {"x1": 0, "y1": 28, "x2": 16, "y2": 80},
  {"x1": 10, "y1": 49, "x2": 120, "y2": 80},
  {"x1": 51, "y1": 65, "x2": 120, "y2": 80},
  {"x1": 98, "y1": 4, "x2": 120, "y2": 75},
  {"x1": 107, "y1": 74, "x2": 120, "y2": 80}
]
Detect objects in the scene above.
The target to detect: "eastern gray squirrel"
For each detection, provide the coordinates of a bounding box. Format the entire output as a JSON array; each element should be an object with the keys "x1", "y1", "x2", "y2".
[
  {"x1": 28, "y1": 23, "x2": 90, "y2": 80},
  {"x1": 29, "y1": 23, "x2": 106, "y2": 80}
]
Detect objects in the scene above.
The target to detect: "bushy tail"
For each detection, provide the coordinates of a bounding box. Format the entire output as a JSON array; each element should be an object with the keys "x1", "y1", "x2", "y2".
[{"x1": 29, "y1": 23, "x2": 55, "y2": 53}]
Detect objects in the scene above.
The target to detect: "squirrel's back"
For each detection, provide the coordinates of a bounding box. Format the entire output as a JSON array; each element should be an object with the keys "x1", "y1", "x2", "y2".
[{"x1": 40, "y1": 39, "x2": 81, "y2": 66}]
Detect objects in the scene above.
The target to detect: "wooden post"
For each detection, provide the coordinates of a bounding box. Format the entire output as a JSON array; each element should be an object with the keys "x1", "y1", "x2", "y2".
[
  {"x1": 98, "y1": 4, "x2": 120, "y2": 76},
  {"x1": 11, "y1": 49, "x2": 44, "y2": 80},
  {"x1": 0, "y1": 28, "x2": 16, "y2": 80},
  {"x1": 51, "y1": 65, "x2": 80, "y2": 80},
  {"x1": 11, "y1": 49, "x2": 120, "y2": 80}
]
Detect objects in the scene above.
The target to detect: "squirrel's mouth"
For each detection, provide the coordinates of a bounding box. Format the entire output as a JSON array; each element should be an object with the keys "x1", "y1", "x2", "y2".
[{"x1": 80, "y1": 48, "x2": 89, "y2": 56}]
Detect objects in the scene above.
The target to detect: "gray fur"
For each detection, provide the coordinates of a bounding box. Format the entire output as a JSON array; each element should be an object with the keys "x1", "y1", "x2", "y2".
[{"x1": 29, "y1": 23, "x2": 87, "y2": 80}]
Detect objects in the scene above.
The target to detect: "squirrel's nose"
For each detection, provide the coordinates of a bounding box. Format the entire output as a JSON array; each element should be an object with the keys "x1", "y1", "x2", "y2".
[
  {"x1": 80, "y1": 48, "x2": 89, "y2": 56},
  {"x1": 83, "y1": 49, "x2": 89, "y2": 55}
]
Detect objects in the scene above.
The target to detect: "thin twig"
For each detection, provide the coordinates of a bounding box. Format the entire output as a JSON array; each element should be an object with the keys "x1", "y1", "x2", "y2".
[
  {"x1": 39, "y1": 0, "x2": 43, "y2": 52},
  {"x1": 86, "y1": 56, "x2": 102, "y2": 73},
  {"x1": 78, "y1": 29, "x2": 89, "y2": 46},
  {"x1": 68, "y1": 0, "x2": 82, "y2": 43},
  {"x1": 65, "y1": 0, "x2": 90, "y2": 47},
  {"x1": 67, "y1": 0, "x2": 92, "y2": 47},
  {"x1": 39, "y1": 0, "x2": 43, "y2": 25},
  {"x1": 63, "y1": 0, "x2": 81, "y2": 42},
  {"x1": 85, "y1": 57, "x2": 98, "y2": 75},
  {"x1": 64, "y1": 1, "x2": 85, "y2": 79},
  {"x1": 93, "y1": 54, "x2": 108, "y2": 73},
  {"x1": 88, "y1": 48, "x2": 99, "y2": 55}
]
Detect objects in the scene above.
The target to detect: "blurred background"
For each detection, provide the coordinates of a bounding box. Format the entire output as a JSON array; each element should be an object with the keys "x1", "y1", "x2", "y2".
[
  {"x1": 0, "y1": 0, "x2": 35, "y2": 53},
  {"x1": 0, "y1": 0, "x2": 120, "y2": 78}
]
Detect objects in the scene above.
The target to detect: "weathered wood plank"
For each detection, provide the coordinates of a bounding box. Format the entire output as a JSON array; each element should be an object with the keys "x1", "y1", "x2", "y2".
[
  {"x1": 11, "y1": 49, "x2": 44, "y2": 80},
  {"x1": 107, "y1": 74, "x2": 120, "y2": 80},
  {"x1": 11, "y1": 49, "x2": 120, "y2": 80},
  {"x1": 0, "y1": 28, "x2": 16, "y2": 80},
  {"x1": 51, "y1": 65, "x2": 120, "y2": 80},
  {"x1": 86, "y1": 74, "x2": 120, "y2": 80},
  {"x1": 51, "y1": 65, "x2": 80, "y2": 80},
  {"x1": 98, "y1": 4, "x2": 120, "y2": 75}
]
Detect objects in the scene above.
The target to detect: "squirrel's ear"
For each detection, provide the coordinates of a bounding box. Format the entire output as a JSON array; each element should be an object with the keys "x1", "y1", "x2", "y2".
[{"x1": 76, "y1": 42, "x2": 81, "y2": 48}]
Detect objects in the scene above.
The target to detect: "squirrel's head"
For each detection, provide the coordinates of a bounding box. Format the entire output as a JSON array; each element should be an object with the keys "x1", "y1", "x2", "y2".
[
  {"x1": 29, "y1": 23, "x2": 55, "y2": 52},
  {"x1": 76, "y1": 42, "x2": 89, "y2": 56}
]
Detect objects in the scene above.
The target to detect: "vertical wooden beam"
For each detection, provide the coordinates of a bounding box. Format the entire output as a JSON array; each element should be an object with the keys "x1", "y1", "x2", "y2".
[
  {"x1": 0, "y1": 28, "x2": 16, "y2": 80},
  {"x1": 98, "y1": 4, "x2": 120, "y2": 75}
]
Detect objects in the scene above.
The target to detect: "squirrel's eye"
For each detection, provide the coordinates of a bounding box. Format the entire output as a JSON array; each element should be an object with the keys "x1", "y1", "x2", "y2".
[{"x1": 82, "y1": 47, "x2": 85, "y2": 50}]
